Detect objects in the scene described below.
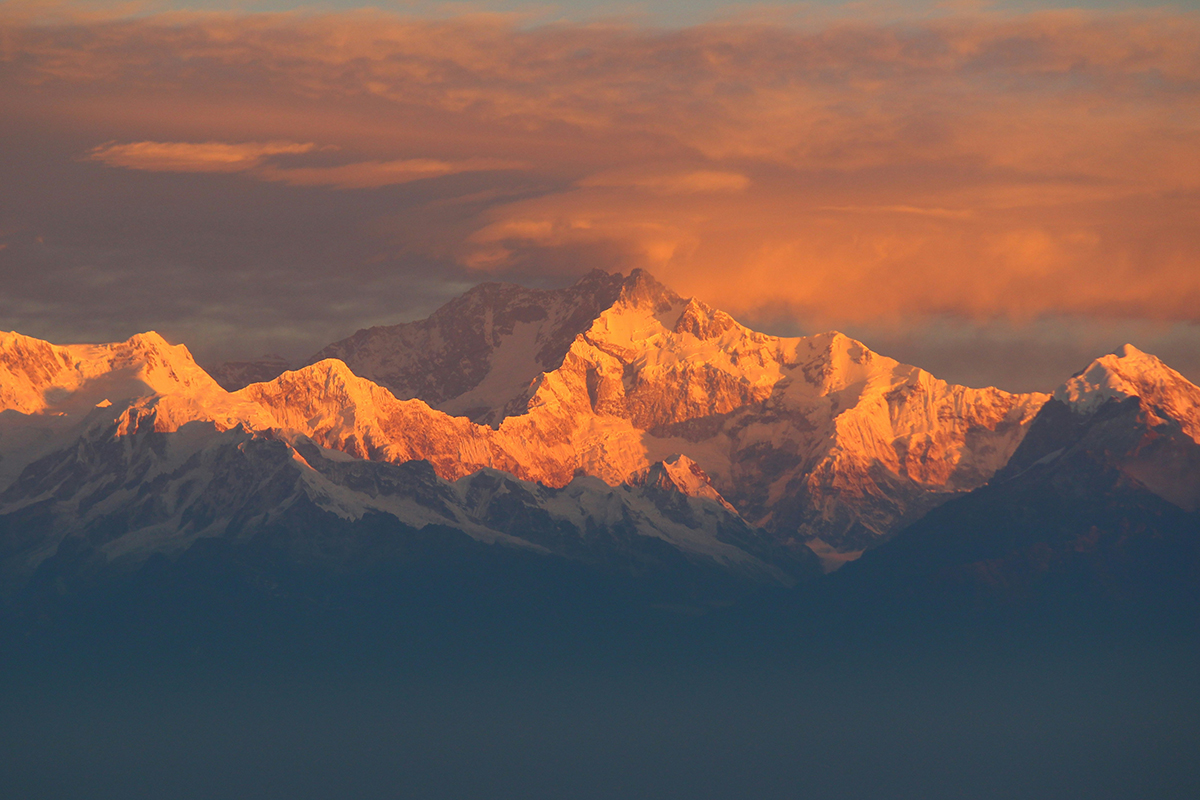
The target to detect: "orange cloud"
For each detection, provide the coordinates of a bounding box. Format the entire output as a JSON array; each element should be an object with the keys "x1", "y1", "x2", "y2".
[
  {"x1": 3, "y1": 8, "x2": 1198, "y2": 331},
  {"x1": 462, "y1": 181, "x2": 1200, "y2": 326}
]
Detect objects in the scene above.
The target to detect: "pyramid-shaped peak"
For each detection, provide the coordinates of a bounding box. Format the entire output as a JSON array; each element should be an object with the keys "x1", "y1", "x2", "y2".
[
  {"x1": 659, "y1": 453, "x2": 709, "y2": 481},
  {"x1": 143, "y1": 331, "x2": 212, "y2": 366},
  {"x1": 238, "y1": 358, "x2": 404, "y2": 419},
  {"x1": 806, "y1": 331, "x2": 881, "y2": 366},
  {"x1": 820, "y1": 330, "x2": 868, "y2": 348},
  {"x1": 631, "y1": 453, "x2": 705, "y2": 488},
  {"x1": 662, "y1": 452, "x2": 702, "y2": 469},
  {"x1": 1112, "y1": 343, "x2": 1148, "y2": 359},
  {"x1": 617, "y1": 268, "x2": 682, "y2": 311},
  {"x1": 1103, "y1": 343, "x2": 1167, "y2": 371},
  {"x1": 115, "y1": 331, "x2": 201, "y2": 365}
]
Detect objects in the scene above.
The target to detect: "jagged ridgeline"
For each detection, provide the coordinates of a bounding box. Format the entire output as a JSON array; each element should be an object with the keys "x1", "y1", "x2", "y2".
[
  {"x1": 1, "y1": 270, "x2": 1198, "y2": 629},
  {"x1": 278, "y1": 269, "x2": 1046, "y2": 557}
]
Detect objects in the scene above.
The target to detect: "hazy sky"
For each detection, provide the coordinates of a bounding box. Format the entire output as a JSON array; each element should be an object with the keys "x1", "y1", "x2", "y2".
[{"x1": 1, "y1": 0, "x2": 1197, "y2": 390}]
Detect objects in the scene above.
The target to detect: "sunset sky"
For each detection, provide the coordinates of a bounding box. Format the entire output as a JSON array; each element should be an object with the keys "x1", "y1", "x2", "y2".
[{"x1": 1, "y1": 0, "x2": 1197, "y2": 391}]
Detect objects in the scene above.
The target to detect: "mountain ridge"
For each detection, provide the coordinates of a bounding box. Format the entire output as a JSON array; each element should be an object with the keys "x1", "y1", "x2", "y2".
[
  {"x1": 1, "y1": 272, "x2": 1196, "y2": 603},
  {"x1": 2, "y1": 269, "x2": 1053, "y2": 559}
]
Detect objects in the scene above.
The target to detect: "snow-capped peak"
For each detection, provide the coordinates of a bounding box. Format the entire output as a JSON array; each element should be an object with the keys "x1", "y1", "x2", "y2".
[
  {"x1": 1054, "y1": 344, "x2": 1200, "y2": 441},
  {"x1": 1056, "y1": 345, "x2": 1194, "y2": 408},
  {"x1": 1, "y1": 330, "x2": 210, "y2": 412}
]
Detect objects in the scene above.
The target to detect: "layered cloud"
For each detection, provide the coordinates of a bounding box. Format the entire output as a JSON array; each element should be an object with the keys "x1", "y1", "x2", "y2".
[
  {"x1": 86, "y1": 140, "x2": 319, "y2": 172},
  {"x1": 1, "y1": 6, "x2": 1197, "y2": 383}
]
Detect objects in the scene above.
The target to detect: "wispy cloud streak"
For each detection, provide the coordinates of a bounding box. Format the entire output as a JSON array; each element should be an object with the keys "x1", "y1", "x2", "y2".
[
  {"x1": 87, "y1": 142, "x2": 525, "y2": 188},
  {"x1": 86, "y1": 140, "x2": 319, "y2": 172}
]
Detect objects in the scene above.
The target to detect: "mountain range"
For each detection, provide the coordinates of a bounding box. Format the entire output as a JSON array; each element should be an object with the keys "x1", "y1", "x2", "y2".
[
  {"x1": 297, "y1": 270, "x2": 1048, "y2": 557},
  {"x1": 1, "y1": 270, "x2": 1196, "y2": 613}
]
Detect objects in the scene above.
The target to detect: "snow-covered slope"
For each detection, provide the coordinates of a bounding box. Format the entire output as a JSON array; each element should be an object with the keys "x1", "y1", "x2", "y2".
[
  {"x1": 2, "y1": 313, "x2": 1192, "y2": 603},
  {"x1": 0, "y1": 328, "x2": 817, "y2": 591},
  {"x1": 241, "y1": 273, "x2": 1046, "y2": 558},
  {"x1": 842, "y1": 347, "x2": 1200, "y2": 605},
  {"x1": 484, "y1": 271, "x2": 1048, "y2": 556},
  {"x1": 235, "y1": 359, "x2": 504, "y2": 479},
  {"x1": 0, "y1": 329, "x2": 271, "y2": 429}
]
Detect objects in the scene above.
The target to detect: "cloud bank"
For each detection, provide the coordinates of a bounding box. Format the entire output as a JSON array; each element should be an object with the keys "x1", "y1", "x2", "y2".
[{"x1": 0, "y1": 7, "x2": 1197, "y2": 386}]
